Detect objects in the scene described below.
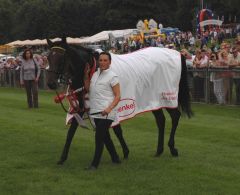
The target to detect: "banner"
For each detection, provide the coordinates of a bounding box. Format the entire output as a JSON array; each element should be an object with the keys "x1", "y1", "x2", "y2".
[{"x1": 199, "y1": 19, "x2": 223, "y2": 27}]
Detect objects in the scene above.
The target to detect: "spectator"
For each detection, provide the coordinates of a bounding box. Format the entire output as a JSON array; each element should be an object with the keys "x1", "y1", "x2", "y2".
[
  {"x1": 209, "y1": 52, "x2": 226, "y2": 104},
  {"x1": 218, "y1": 50, "x2": 232, "y2": 104},
  {"x1": 189, "y1": 35, "x2": 195, "y2": 46},
  {"x1": 229, "y1": 47, "x2": 240, "y2": 104},
  {"x1": 20, "y1": 49, "x2": 41, "y2": 108},
  {"x1": 192, "y1": 49, "x2": 208, "y2": 101},
  {"x1": 41, "y1": 56, "x2": 49, "y2": 69}
]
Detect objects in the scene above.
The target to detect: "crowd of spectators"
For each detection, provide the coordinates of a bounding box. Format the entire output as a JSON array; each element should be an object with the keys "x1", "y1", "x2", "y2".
[
  {"x1": 189, "y1": 41, "x2": 240, "y2": 105},
  {"x1": 0, "y1": 53, "x2": 49, "y2": 70},
  {"x1": 111, "y1": 25, "x2": 240, "y2": 54},
  {"x1": 108, "y1": 25, "x2": 240, "y2": 105}
]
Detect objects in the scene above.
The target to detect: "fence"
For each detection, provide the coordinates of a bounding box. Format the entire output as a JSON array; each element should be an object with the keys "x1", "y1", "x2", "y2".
[
  {"x1": 0, "y1": 68, "x2": 240, "y2": 105},
  {"x1": 0, "y1": 68, "x2": 48, "y2": 89},
  {"x1": 188, "y1": 68, "x2": 240, "y2": 105}
]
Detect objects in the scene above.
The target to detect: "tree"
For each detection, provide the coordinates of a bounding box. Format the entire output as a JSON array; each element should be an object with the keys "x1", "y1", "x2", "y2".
[
  {"x1": 0, "y1": 0, "x2": 239, "y2": 44},
  {"x1": 0, "y1": 0, "x2": 14, "y2": 44}
]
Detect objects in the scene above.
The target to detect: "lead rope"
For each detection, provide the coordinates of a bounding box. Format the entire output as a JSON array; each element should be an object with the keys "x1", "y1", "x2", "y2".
[
  {"x1": 55, "y1": 90, "x2": 68, "y2": 113},
  {"x1": 55, "y1": 85, "x2": 84, "y2": 114},
  {"x1": 55, "y1": 85, "x2": 97, "y2": 130}
]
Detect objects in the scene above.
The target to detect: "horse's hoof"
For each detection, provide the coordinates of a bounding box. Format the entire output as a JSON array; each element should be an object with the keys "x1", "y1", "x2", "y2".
[
  {"x1": 169, "y1": 148, "x2": 178, "y2": 157},
  {"x1": 123, "y1": 150, "x2": 129, "y2": 159},
  {"x1": 57, "y1": 159, "x2": 65, "y2": 165},
  {"x1": 112, "y1": 159, "x2": 121, "y2": 164},
  {"x1": 84, "y1": 165, "x2": 97, "y2": 171},
  {"x1": 154, "y1": 149, "x2": 164, "y2": 157},
  {"x1": 112, "y1": 155, "x2": 121, "y2": 164}
]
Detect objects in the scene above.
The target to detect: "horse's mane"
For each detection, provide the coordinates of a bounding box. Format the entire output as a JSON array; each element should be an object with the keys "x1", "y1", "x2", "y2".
[
  {"x1": 49, "y1": 39, "x2": 94, "y2": 55},
  {"x1": 67, "y1": 45, "x2": 94, "y2": 66}
]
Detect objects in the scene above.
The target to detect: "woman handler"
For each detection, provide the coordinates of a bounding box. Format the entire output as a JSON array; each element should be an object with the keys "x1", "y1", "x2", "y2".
[{"x1": 84, "y1": 52, "x2": 121, "y2": 170}]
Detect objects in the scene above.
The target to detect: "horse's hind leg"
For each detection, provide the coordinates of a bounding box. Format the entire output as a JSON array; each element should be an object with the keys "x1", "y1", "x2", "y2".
[
  {"x1": 152, "y1": 109, "x2": 165, "y2": 156},
  {"x1": 57, "y1": 118, "x2": 78, "y2": 165},
  {"x1": 166, "y1": 108, "x2": 181, "y2": 157},
  {"x1": 112, "y1": 124, "x2": 129, "y2": 159}
]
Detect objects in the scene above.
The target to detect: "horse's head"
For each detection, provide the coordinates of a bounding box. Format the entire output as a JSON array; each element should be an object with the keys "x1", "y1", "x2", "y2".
[{"x1": 46, "y1": 37, "x2": 70, "y2": 89}]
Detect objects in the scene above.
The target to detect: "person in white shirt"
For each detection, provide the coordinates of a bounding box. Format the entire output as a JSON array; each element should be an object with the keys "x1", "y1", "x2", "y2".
[
  {"x1": 189, "y1": 35, "x2": 195, "y2": 46},
  {"x1": 84, "y1": 52, "x2": 121, "y2": 170}
]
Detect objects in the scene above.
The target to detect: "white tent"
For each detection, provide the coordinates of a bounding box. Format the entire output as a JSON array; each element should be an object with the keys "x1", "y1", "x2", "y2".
[
  {"x1": 6, "y1": 40, "x2": 23, "y2": 46},
  {"x1": 80, "y1": 29, "x2": 136, "y2": 43},
  {"x1": 6, "y1": 29, "x2": 136, "y2": 46},
  {"x1": 0, "y1": 53, "x2": 6, "y2": 57},
  {"x1": 6, "y1": 37, "x2": 85, "y2": 46}
]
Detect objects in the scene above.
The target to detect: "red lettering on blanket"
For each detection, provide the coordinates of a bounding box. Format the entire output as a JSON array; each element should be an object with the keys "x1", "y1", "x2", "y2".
[
  {"x1": 161, "y1": 92, "x2": 177, "y2": 101},
  {"x1": 117, "y1": 99, "x2": 136, "y2": 117}
]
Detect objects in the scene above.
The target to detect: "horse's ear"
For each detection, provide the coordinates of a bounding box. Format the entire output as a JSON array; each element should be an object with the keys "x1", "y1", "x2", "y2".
[{"x1": 47, "y1": 38, "x2": 53, "y2": 47}]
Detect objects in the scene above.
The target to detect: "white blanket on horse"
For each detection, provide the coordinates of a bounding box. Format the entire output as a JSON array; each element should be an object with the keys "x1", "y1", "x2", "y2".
[{"x1": 110, "y1": 47, "x2": 181, "y2": 126}]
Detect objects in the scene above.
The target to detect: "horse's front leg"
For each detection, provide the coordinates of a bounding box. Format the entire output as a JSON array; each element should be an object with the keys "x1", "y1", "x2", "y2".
[
  {"x1": 57, "y1": 118, "x2": 78, "y2": 165},
  {"x1": 166, "y1": 108, "x2": 181, "y2": 157}
]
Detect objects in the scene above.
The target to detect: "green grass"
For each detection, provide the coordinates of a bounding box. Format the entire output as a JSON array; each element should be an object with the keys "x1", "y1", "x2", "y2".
[{"x1": 0, "y1": 87, "x2": 240, "y2": 195}]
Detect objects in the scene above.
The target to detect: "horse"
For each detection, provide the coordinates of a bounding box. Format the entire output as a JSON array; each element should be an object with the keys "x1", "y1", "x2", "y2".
[
  {"x1": 46, "y1": 38, "x2": 129, "y2": 165},
  {"x1": 46, "y1": 37, "x2": 192, "y2": 165}
]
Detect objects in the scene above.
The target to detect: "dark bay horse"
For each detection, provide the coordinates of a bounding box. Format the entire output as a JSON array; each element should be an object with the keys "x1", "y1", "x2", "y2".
[
  {"x1": 47, "y1": 38, "x2": 129, "y2": 165},
  {"x1": 47, "y1": 37, "x2": 192, "y2": 164}
]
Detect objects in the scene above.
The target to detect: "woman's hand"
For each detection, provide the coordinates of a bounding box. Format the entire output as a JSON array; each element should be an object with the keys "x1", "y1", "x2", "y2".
[
  {"x1": 101, "y1": 83, "x2": 121, "y2": 116},
  {"x1": 102, "y1": 107, "x2": 112, "y2": 116},
  {"x1": 20, "y1": 81, "x2": 24, "y2": 86},
  {"x1": 35, "y1": 77, "x2": 39, "y2": 82}
]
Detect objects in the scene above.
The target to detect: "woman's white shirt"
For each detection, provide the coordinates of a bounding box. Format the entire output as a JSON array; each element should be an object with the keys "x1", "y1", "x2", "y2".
[{"x1": 89, "y1": 68, "x2": 119, "y2": 120}]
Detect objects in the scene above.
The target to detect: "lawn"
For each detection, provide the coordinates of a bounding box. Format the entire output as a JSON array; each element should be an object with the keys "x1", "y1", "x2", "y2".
[{"x1": 0, "y1": 87, "x2": 240, "y2": 195}]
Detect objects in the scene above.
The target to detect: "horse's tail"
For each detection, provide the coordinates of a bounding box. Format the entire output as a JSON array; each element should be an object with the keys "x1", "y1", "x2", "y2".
[{"x1": 178, "y1": 54, "x2": 193, "y2": 118}]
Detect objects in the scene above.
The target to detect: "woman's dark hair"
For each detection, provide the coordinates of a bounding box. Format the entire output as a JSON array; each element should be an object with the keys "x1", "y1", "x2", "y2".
[
  {"x1": 93, "y1": 51, "x2": 100, "y2": 61},
  {"x1": 22, "y1": 49, "x2": 33, "y2": 60},
  {"x1": 211, "y1": 52, "x2": 218, "y2": 60},
  {"x1": 99, "y1": 52, "x2": 111, "y2": 61}
]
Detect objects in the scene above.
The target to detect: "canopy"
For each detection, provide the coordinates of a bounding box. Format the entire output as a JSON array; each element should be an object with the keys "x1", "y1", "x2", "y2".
[
  {"x1": 6, "y1": 37, "x2": 84, "y2": 46},
  {"x1": 0, "y1": 53, "x2": 6, "y2": 57},
  {"x1": 161, "y1": 27, "x2": 180, "y2": 34},
  {"x1": 6, "y1": 29, "x2": 136, "y2": 46}
]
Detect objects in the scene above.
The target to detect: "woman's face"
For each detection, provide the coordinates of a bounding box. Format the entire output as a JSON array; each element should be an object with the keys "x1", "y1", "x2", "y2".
[
  {"x1": 99, "y1": 54, "x2": 111, "y2": 71},
  {"x1": 222, "y1": 51, "x2": 228, "y2": 58},
  {"x1": 196, "y1": 51, "x2": 201, "y2": 58},
  {"x1": 26, "y1": 51, "x2": 31, "y2": 59}
]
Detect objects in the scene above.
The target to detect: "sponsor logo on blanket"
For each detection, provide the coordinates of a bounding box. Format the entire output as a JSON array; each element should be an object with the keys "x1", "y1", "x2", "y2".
[
  {"x1": 161, "y1": 92, "x2": 177, "y2": 101},
  {"x1": 117, "y1": 98, "x2": 136, "y2": 117}
]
